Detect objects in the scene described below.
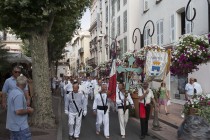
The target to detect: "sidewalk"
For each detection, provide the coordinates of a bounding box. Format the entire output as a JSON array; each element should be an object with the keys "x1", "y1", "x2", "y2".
[
  {"x1": 147, "y1": 99, "x2": 185, "y2": 140},
  {"x1": 0, "y1": 95, "x2": 60, "y2": 140}
]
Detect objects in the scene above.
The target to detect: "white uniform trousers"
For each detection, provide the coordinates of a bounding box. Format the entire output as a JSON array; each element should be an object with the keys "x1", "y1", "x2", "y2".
[
  {"x1": 68, "y1": 113, "x2": 83, "y2": 138},
  {"x1": 118, "y1": 108, "x2": 129, "y2": 136},
  {"x1": 60, "y1": 88, "x2": 64, "y2": 97},
  {"x1": 89, "y1": 88, "x2": 94, "y2": 100},
  {"x1": 96, "y1": 110, "x2": 109, "y2": 137}
]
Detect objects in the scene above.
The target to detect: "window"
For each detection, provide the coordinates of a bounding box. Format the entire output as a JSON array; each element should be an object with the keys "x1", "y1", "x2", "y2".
[
  {"x1": 157, "y1": 20, "x2": 164, "y2": 45},
  {"x1": 124, "y1": 37, "x2": 127, "y2": 53},
  {"x1": 106, "y1": 6, "x2": 108, "y2": 23},
  {"x1": 143, "y1": 0, "x2": 149, "y2": 11},
  {"x1": 112, "y1": 21, "x2": 115, "y2": 38},
  {"x1": 144, "y1": 28, "x2": 152, "y2": 46},
  {"x1": 117, "y1": 16, "x2": 120, "y2": 35},
  {"x1": 180, "y1": 11, "x2": 185, "y2": 35},
  {"x1": 123, "y1": 0, "x2": 127, "y2": 5},
  {"x1": 117, "y1": 0, "x2": 120, "y2": 12},
  {"x1": 100, "y1": 0, "x2": 102, "y2": 9},
  {"x1": 123, "y1": 10, "x2": 127, "y2": 32},
  {"x1": 112, "y1": 1, "x2": 115, "y2": 17},
  {"x1": 170, "y1": 14, "x2": 176, "y2": 42},
  {"x1": 185, "y1": 5, "x2": 192, "y2": 33},
  {"x1": 119, "y1": 40, "x2": 123, "y2": 59}
]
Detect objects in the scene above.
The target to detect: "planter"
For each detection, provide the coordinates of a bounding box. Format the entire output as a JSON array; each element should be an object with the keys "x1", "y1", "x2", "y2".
[
  {"x1": 189, "y1": 107, "x2": 198, "y2": 115},
  {"x1": 131, "y1": 93, "x2": 139, "y2": 118}
]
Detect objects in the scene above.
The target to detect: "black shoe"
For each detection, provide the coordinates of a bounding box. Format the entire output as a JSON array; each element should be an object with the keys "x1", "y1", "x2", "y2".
[
  {"x1": 69, "y1": 135, "x2": 73, "y2": 140},
  {"x1": 145, "y1": 133, "x2": 150, "y2": 136},
  {"x1": 140, "y1": 135, "x2": 145, "y2": 139}
]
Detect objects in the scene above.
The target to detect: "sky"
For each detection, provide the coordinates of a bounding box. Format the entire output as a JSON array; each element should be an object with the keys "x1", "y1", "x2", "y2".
[{"x1": 80, "y1": 9, "x2": 91, "y2": 31}]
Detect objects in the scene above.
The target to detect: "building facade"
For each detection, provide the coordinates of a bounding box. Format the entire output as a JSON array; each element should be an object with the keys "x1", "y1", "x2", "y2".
[
  {"x1": 0, "y1": 30, "x2": 22, "y2": 52},
  {"x1": 139, "y1": 0, "x2": 210, "y2": 98}
]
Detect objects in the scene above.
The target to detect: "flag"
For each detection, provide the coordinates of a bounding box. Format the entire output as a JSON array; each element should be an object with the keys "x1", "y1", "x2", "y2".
[{"x1": 108, "y1": 59, "x2": 117, "y2": 102}]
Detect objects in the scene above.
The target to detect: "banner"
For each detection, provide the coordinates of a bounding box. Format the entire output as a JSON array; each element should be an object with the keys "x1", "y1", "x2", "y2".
[{"x1": 145, "y1": 49, "x2": 169, "y2": 82}]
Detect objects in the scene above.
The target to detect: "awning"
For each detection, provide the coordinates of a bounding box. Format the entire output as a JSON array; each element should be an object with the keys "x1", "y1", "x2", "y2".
[{"x1": 6, "y1": 52, "x2": 32, "y2": 64}]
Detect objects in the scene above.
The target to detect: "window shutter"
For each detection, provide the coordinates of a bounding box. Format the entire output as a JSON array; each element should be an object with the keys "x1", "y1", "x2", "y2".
[
  {"x1": 170, "y1": 14, "x2": 176, "y2": 42},
  {"x1": 144, "y1": 0, "x2": 149, "y2": 11},
  {"x1": 157, "y1": 22, "x2": 160, "y2": 45},
  {"x1": 160, "y1": 20, "x2": 164, "y2": 45},
  {"x1": 185, "y1": 5, "x2": 192, "y2": 34}
]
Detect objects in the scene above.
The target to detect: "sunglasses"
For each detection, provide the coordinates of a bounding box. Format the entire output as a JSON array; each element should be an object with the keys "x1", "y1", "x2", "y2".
[{"x1": 14, "y1": 71, "x2": 21, "y2": 74}]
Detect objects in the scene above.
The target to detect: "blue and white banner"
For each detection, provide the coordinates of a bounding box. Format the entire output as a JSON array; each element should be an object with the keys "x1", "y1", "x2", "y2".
[{"x1": 145, "y1": 50, "x2": 168, "y2": 81}]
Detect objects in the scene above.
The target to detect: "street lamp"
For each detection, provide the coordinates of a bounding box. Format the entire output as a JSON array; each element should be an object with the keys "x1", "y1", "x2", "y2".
[
  {"x1": 186, "y1": 0, "x2": 210, "y2": 33},
  {"x1": 99, "y1": 34, "x2": 120, "y2": 59},
  {"x1": 132, "y1": 20, "x2": 155, "y2": 48}
]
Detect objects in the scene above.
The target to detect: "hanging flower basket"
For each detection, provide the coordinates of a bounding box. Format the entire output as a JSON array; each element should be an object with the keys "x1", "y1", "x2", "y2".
[{"x1": 171, "y1": 34, "x2": 210, "y2": 76}]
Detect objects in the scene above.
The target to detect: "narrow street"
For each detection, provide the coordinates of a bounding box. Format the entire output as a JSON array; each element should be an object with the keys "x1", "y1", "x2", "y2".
[{"x1": 61, "y1": 99, "x2": 160, "y2": 140}]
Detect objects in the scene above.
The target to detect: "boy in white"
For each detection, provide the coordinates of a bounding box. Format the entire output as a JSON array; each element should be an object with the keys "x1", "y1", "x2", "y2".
[
  {"x1": 116, "y1": 82, "x2": 134, "y2": 138},
  {"x1": 93, "y1": 83, "x2": 110, "y2": 139},
  {"x1": 65, "y1": 82, "x2": 87, "y2": 140}
]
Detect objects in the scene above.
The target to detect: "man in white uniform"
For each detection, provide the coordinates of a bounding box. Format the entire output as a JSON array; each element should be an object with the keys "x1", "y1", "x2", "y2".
[
  {"x1": 65, "y1": 82, "x2": 87, "y2": 140},
  {"x1": 116, "y1": 82, "x2": 134, "y2": 138},
  {"x1": 59, "y1": 77, "x2": 65, "y2": 97},
  {"x1": 93, "y1": 83, "x2": 110, "y2": 139}
]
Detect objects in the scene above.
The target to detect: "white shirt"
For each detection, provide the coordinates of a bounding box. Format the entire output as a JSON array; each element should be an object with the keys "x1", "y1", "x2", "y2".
[
  {"x1": 138, "y1": 88, "x2": 154, "y2": 104},
  {"x1": 116, "y1": 91, "x2": 134, "y2": 107},
  {"x1": 193, "y1": 82, "x2": 202, "y2": 95},
  {"x1": 185, "y1": 83, "x2": 194, "y2": 96},
  {"x1": 93, "y1": 93, "x2": 109, "y2": 110},
  {"x1": 64, "y1": 81, "x2": 72, "y2": 92}
]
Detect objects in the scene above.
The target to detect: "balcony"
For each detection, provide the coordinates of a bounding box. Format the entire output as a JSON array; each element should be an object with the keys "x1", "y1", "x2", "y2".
[
  {"x1": 78, "y1": 47, "x2": 84, "y2": 54},
  {"x1": 87, "y1": 57, "x2": 98, "y2": 68}
]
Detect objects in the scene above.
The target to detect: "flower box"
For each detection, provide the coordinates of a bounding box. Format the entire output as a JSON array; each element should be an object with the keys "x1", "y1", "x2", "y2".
[{"x1": 189, "y1": 107, "x2": 198, "y2": 115}]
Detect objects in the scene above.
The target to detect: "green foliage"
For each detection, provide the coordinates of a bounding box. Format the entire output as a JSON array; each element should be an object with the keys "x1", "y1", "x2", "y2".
[
  {"x1": 0, "y1": 42, "x2": 10, "y2": 89},
  {"x1": 198, "y1": 106, "x2": 210, "y2": 124},
  {"x1": 0, "y1": 0, "x2": 91, "y2": 38},
  {"x1": 21, "y1": 39, "x2": 31, "y2": 57}
]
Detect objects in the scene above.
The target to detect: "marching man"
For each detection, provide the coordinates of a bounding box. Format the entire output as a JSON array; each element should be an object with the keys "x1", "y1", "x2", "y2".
[
  {"x1": 116, "y1": 82, "x2": 134, "y2": 138},
  {"x1": 93, "y1": 83, "x2": 110, "y2": 139},
  {"x1": 65, "y1": 81, "x2": 87, "y2": 140}
]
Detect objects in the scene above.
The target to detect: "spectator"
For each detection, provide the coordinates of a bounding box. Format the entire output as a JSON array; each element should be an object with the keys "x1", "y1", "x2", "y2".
[
  {"x1": 193, "y1": 78, "x2": 203, "y2": 95},
  {"x1": 185, "y1": 78, "x2": 194, "y2": 100},
  {"x1": 2, "y1": 66, "x2": 30, "y2": 109},
  {"x1": 138, "y1": 82, "x2": 157, "y2": 139},
  {"x1": 158, "y1": 82, "x2": 170, "y2": 115},
  {"x1": 6, "y1": 75, "x2": 34, "y2": 140}
]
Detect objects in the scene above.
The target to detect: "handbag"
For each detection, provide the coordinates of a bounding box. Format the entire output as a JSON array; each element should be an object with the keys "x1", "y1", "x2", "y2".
[
  {"x1": 167, "y1": 100, "x2": 171, "y2": 106},
  {"x1": 139, "y1": 103, "x2": 146, "y2": 118}
]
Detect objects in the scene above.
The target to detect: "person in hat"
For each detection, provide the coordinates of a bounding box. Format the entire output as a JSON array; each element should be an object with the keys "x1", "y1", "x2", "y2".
[
  {"x1": 138, "y1": 81, "x2": 157, "y2": 139},
  {"x1": 64, "y1": 81, "x2": 87, "y2": 140}
]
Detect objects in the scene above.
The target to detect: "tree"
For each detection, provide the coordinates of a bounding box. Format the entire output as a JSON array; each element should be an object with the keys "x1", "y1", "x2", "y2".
[
  {"x1": 48, "y1": 10, "x2": 81, "y2": 75},
  {"x1": 21, "y1": 39, "x2": 31, "y2": 57},
  {"x1": 0, "y1": 0, "x2": 90, "y2": 128}
]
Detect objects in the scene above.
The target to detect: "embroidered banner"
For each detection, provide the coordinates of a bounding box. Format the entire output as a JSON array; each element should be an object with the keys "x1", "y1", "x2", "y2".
[{"x1": 145, "y1": 49, "x2": 169, "y2": 81}]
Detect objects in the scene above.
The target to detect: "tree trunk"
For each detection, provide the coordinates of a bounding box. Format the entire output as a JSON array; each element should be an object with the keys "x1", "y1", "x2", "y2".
[{"x1": 29, "y1": 33, "x2": 55, "y2": 128}]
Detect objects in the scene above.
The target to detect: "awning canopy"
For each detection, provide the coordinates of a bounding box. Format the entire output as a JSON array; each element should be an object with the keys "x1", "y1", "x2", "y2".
[{"x1": 6, "y1": 52, "x2": 32, "y2": 64}]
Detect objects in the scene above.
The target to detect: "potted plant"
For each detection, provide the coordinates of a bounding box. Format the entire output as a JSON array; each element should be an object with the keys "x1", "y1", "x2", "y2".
[{"x1": 171, "y1": 34, "x2": 210, "y2": 76}]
